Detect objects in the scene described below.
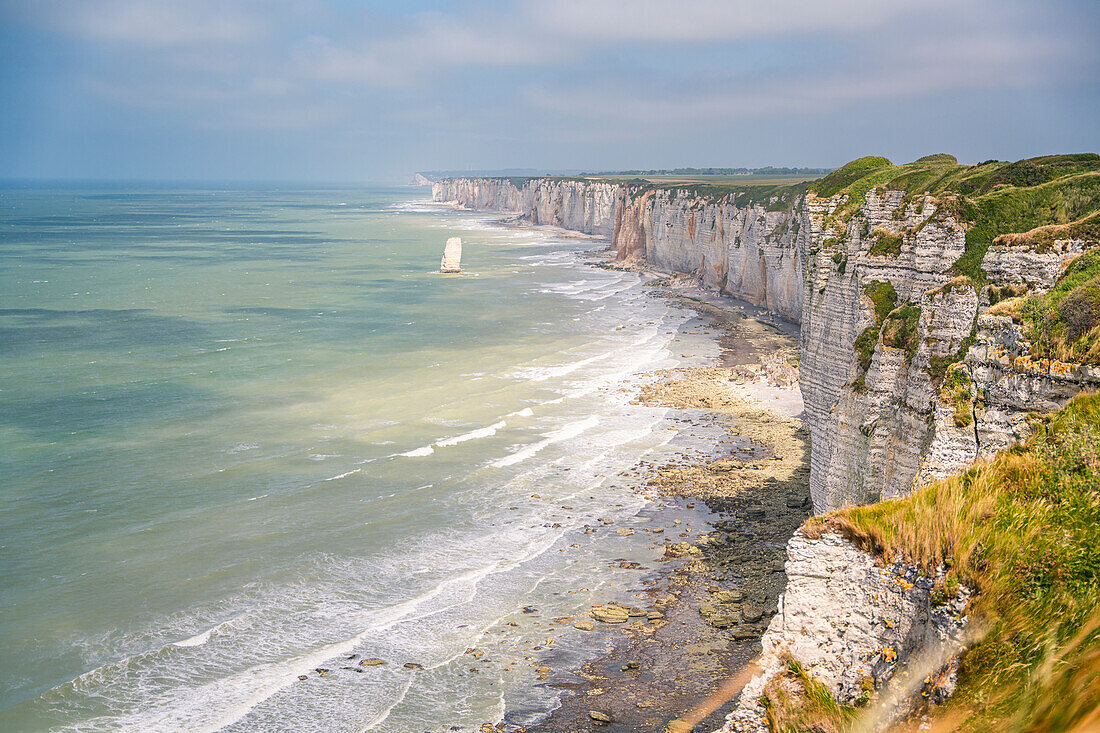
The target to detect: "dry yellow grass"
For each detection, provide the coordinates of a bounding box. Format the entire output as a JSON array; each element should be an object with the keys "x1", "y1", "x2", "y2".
[{"x1": 803, "y1": 393, "x2": 1100, "y2": 731}]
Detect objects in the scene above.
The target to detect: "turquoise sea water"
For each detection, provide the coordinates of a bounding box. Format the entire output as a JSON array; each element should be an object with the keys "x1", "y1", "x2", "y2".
[{"x1": 0, "y1": 185, "x2": 717, "y2": 731}]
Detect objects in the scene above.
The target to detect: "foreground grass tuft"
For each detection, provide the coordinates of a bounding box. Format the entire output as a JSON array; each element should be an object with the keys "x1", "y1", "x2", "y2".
[{"x1": 763, "y1": 657, "x2": 861, "y2": 733}]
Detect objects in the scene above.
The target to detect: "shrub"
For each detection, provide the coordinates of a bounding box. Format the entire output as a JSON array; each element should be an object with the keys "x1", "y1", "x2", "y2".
[
  {"x1": 863, "y1": 280, "x2": 898, "y2": 323},
  {"x1": 881, "y1": 305, "x2": 922, "y2": 361},
  {"x1": 853, "y1": 326, "x2": 880, "y2": 372},
  {"x1": 869, "y1": 227, "x2": 903, "y2": 256},
  {"x1": 1059, "y1": 279, "x2": 1100, "y2": 340}
]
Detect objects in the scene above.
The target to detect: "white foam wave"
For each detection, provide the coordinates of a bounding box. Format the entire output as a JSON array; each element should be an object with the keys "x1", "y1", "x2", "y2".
[
  {"x1": 490, "y1": 415, "x2": 599, "y2": 468},
  {"x1": 324, "y1": 468, "x2": 362, "y2": 481},
  {"x1": 396, "y1": 445, "x2": 434, "y2": 458},
  {"x1": 171, "y1": 629, "x2": 213, "y2": 648},
  {"x1": 435, "y1": 420, "x2": 506, "y2": 447},
  {"x1": 514, "y1": 352, "x2": 611, "y2": 382}
]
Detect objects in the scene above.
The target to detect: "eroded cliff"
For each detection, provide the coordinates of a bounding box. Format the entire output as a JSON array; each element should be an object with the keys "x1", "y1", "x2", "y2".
[{"x1": 433, "y1": 154, "x2": 1100, "y2": 513}]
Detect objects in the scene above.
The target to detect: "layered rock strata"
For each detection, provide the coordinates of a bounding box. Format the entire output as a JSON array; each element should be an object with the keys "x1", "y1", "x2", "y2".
[{"x1": 433, "y1": 177, "x2": 1097, "y2": 513}]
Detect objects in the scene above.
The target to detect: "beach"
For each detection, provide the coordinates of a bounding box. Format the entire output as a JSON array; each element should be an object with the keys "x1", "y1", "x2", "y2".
[{"x1": 499, "y1": 268, "x2": 812, "y2": 732}]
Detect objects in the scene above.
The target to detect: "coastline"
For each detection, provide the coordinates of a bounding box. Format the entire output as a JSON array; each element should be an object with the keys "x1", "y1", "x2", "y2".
[{"x1": 498, "y1": 248, "x2": 812, "y2": 732}]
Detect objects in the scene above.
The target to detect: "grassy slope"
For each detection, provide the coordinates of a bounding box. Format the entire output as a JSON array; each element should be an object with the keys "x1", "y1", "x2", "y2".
[
  {"x1": 807, "y1": 153, "x2": 1100, "y2": 285},
  {"x1": 998, "y1": 248, "x2": 1100, "y2": 365},
  {"x1": 805, "y1": 394, "x2": 1100, "y2": 732}
]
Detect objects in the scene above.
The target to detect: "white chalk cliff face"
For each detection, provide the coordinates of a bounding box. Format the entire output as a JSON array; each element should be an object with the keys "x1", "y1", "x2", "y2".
[
  {"x1": 432, "y1": 178, "x2": 1098, "y2": 513},
  {"x1": 720, "y1": 531, "x2": 970, "y2": 733}
]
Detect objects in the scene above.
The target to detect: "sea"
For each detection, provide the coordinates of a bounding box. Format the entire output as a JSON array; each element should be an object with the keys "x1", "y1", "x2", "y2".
[{"x1": 0, "y1": 184, "x2": 722, "y2": 731}]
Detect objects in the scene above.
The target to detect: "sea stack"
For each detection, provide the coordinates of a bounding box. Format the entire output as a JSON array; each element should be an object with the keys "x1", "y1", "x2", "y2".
[{"x1": 440, "y1": 236, "x2": 462, "y2": 273}]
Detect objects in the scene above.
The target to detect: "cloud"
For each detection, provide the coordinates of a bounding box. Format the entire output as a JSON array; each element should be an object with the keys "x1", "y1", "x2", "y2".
[
  {"x1": 519, "y1": 26, "x2": 1088, "y2": 130},
  {"x1": 2, "y1": 0, "x2": 1095, "y2": 164},
  {"x1": 522, "y1": 0, "x2": 928, "y2": 43},
  {"x1": 15, "y1": 0, "x2": 270, "y2": 47}
]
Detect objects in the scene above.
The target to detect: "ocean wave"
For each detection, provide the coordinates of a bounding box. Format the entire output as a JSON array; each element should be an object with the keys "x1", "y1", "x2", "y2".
[
  {"x1": 396, "y1": 445, "x2": 434, "y2": 458},
  {"x1": 324, "y1": 468, "x2": 362, "y2": 481},
  {"x1": 490, "y1": 415, "x2": 599, "y2": 468},
  {"x1": 512, "y1": 352, "x2": 611, "y2": 382},
  {"x1": 393, "y1": 417, "x2": 510, "y2": 457},
  {"x1": 170, "y1": 614, "x2": 247, "y2": 648},
  {"x1": 435, "y1": 420, "x2": 506, "y2": 447}
]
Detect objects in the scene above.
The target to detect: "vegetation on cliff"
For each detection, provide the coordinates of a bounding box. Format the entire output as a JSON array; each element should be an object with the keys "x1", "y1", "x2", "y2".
[
  {"x1": 850, "y1": 281, "x2": 899, "y2": 391},
  {"x1": 1014, "y1": 248, "x2": 1100, "y2": 365},
  {"x1": 811, "y1": 153, "x2": 1099, "y2": 390},
  {"x1": 941, "y1": 364, "x2": 975, "y2": 427},
  {"x1": 805, "y1": 394, "x2": 1100, "y2": 732},
  {"x1": 991, "y1": 210, "x2": 1100, "y2": 253},
  {"x1": 808, "y1": 153, "x2": 1100, "y2": 284}
]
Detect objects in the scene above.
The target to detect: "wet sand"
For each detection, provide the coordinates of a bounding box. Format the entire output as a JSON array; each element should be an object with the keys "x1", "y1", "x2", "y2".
[{"x1": 500, "y1": 273, "x2": 812, "y2": 733}]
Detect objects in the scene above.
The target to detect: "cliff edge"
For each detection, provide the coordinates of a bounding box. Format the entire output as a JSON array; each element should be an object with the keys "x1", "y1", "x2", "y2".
[{"x1": 434, "y1": 154, "x2": 1100, "y2": 515}]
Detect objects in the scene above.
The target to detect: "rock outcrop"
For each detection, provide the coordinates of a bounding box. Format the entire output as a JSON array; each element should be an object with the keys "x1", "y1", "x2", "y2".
[
  {"x1": 721, "y1": 531, "x2": 969, "y2": 732},
  {"x1": 440, "y1": 236, "x2": 462, "y2": 273}
]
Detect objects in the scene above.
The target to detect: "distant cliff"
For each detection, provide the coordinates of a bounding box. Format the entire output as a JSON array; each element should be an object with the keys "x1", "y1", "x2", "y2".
[{"x1": 434, "y1": 154, "x2": 1100, "y2": 513}]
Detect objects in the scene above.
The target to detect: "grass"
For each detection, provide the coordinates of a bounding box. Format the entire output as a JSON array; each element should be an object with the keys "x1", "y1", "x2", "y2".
[
  {"x1": 762, "y1": 657, "x2": 861, "y2": 732},
  {"x1": 992, "y1": 211, "x2": 1100, "y2": 253},
  {"x1": 864, "y1": 280, "x2": 899, "y2": 323},
  {"x1": 810, "y1": 156, "x2": 894, "y2": 199},
  {"x1": 800, "y1": 154, "x2": 1100, "y2": 285},
  {"x1": 869, "y1": 226, "x2": 904, "y2": 256},
  {"x1": 850, "y1": 281, "x2": 900, "y2": 381},
  {"x1": 881, "y1": 305, "x2": 922, "y2": 362},
  {"x1": 941, "y1": 364, "x2": 975, "y2": 427},
  {"x1": 804, "y1": 394, "x2": 1100, "y2": 732},
  {"x1": 853, "y1": 327, "x2": 879, "y2": 376},
  {"x1": 833, "y1": 251, "x2": 848, "y2": 275},
  {"x1": 592, "y1": 173, "x2": 824, "y2": 185},
  {"x1": 1015, "y1": 249, "x2": 1100, "y2": 365},
  {"x1": 951, "y1": 171, "x2": 1100, "y2": 284},
  {"x1": 639, "y1": 180, "x2": 812, "y2": 212},
  {"x1": 914, "y1": 154, "x2": 960, "y2": 165}
]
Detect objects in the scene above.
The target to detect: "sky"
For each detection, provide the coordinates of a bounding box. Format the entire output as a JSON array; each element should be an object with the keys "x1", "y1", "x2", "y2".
[{"x1": 1, "y1": 0, "x2": 1098, "y2": 183}]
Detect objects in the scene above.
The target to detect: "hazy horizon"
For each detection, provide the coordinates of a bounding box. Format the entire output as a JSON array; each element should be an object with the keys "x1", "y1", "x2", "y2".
[{"x1": 2, "y1": 0, "x2": 1098, "y2": 183}]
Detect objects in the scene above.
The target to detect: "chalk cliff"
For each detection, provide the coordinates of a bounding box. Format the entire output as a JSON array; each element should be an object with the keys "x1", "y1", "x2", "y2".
[
  {"x1": 721, "y1": 531, "x2": 969, "y2": 732},
  {"x1": 433, "y1": 155, "x2": 1100, "y2": 514}
]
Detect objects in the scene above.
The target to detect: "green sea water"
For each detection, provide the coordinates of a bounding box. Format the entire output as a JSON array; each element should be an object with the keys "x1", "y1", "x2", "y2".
[{"x1": 0, "y1": 185, "x2": 719, "y2": 731}]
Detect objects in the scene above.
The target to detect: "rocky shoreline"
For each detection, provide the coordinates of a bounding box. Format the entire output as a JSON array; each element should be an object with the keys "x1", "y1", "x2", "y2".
[{"x1": 494, "y1": 270, "x2": 813, "y2": 732}]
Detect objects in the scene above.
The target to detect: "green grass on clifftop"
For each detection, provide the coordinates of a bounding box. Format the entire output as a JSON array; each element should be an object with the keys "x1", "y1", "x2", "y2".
[
  {"x1": 806, "y1": 153, "x2": 1100, "y2": 284},
  {"x1": 806, "y1": 394, "x2": 1100, "y2": 732}
]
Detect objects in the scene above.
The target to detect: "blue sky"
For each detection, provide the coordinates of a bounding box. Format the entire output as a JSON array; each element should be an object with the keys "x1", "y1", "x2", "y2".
[{"x1": 1, "y1": 0, "x2": 1097, "y2": 182}]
